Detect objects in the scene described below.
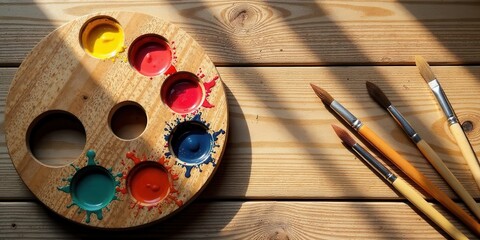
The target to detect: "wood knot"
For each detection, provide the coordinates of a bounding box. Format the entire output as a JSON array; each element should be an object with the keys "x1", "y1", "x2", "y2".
[
  {"x1": 223, "y1": 3, "x2": 265, "y2": 33},
  {"x1": 462, "y1": 120, "x2": 473, "y2": 132},
  {"x1": 267, "y1": 227, "x2": 290, "y2": 240},
  {"x1": 457, "y1": 111, "x2": 480, "y2": 145}
]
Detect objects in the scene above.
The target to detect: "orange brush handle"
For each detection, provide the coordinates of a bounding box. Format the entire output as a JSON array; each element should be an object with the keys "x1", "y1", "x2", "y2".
[{"x1": 359, "y1": 125, "x2": 480, "y2": 236}]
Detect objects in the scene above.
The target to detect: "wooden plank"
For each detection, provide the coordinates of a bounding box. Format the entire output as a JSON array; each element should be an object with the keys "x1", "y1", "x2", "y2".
[
  {"x1": 1, "y1": 66, "x2": 480, "y2": 200},
  {"x1": 1, "y1": 1, "x2": 480, "y2": 65},
  {"x1": 0, "y1": 201, "x2": 475, "y2": 239}
]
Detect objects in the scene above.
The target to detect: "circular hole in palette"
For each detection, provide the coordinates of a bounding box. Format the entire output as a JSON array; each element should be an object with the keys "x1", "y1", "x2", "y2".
[
  {"x1": 80, "y1": 16, "x2": 125, "y2": 59},
  {"x1": 27, "y1": 110, "x2": 86, "y2": 167},
  {"x1": 161, "y1": 72, "x2": 205, "y2": 114},
  {"x1": 128, "y1": 34, "x2": 172, "y2": 76},
  {"x1": 127, "y1": 161, "x2": 171, "y2": 206},
  {"x1": 169, "y1": 121, "x2": 213, "y2": 165},
  {"x1": 70, "y1": 165, "x2": 117, "y2": 211},
  {"x1": 109, "y1": 101, "x2": 147, "y2": 140}
]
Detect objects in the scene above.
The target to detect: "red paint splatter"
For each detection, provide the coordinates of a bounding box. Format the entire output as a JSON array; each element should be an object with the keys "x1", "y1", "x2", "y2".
[
  {"x1": 202, "y1": 76, "x2": 218, "y2": 108},
  {"x1": 165, "y1": 65, "x2": 177, "y2": 75},
  {"x1": 117, "y1": 151, "x2": 183, "y2": 216},
  {"x1": 126, "y1": 151, "x2": 142, "y2": 165}
]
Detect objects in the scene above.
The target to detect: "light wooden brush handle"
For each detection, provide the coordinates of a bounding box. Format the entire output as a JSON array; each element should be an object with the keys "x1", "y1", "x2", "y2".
[
  {"x1": 417, "y1": 139, "x2": 480, "y2": 220},
  {"x1": 358, "y1": 125, "x2": 480, "y2": 236},
  {"x1": 450, "y1": 122, "x2": 480, "y2": 191},
  {"x1": 392, "y1": 178, "x2": 468, "y2": 240}
]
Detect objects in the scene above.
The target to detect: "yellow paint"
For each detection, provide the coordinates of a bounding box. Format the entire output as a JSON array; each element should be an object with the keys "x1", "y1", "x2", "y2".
[{"x1": 81, "y1": 18, "x2": 125, "y2": 59}]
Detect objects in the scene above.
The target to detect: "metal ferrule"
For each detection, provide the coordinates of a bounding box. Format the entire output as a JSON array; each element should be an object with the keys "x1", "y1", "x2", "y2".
[
  {"x1": 331, "y1": 100, "x2": 363, "y2": 130},
  {"x1": 428, "y1": 79, "x2": 458, "y2": 125},
  {"x1": 387, "y1": 105, "x2": 422, "y2": 143},
  {"x1": 352, "y1": 143, "x2": 397, "y2": 183}
]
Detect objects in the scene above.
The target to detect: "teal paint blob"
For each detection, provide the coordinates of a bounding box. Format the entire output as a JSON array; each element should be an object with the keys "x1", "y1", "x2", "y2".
[
  {"x1": 71, "y1": 166, "x2": 116, "y2": 211},
  {"x1": 57, "y1": 150, "x2": 122, "y2": 223}
]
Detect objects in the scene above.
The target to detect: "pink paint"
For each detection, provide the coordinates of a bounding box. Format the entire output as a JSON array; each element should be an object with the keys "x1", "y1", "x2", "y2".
[
  {"x1": 161, "y1": 72, "x2": 204, "y2": 114},
  {"x1": 129, "y1": 35, "x2": 172, "y2": 76}
]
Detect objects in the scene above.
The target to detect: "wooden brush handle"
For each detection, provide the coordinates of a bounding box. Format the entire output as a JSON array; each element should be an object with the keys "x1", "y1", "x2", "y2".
[
  {"x1": 358, "y1": 125, "x2": 480, "y2": 236},
  {"x1": 450, "y1": 122, "x2": 480, "y2": 191},
  {"x1": 417, "y1": 139, "x2": 480, "y2": 220},
  {"x1": 392, "y1": 178, "x2": 468, "y2": 240}
]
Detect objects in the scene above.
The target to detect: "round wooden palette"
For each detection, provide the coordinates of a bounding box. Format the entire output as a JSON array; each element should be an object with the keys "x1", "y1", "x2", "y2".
[{"x1": 5, "y1": 12, "x2": 228, "y2": 228}]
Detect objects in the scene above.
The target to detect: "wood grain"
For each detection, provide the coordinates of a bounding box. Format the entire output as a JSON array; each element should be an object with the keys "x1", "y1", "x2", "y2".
[
  {"x1": 1, "y1": 66, "x2": 480, "y2": 201},
  {"x1": 0, "y1": 201, "x2": 476, "y2": 239},
  {"x1": 1, "y1": 1, "x2": 480, "y2": 65},
  {"x1": 3, "y1": 12, "x2": 228, "y2": 228}
]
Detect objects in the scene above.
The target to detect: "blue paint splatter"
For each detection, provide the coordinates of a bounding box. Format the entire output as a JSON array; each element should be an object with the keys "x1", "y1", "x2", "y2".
[{"x1": 164, "y1": 112, "x2": 225, "y2": 178}]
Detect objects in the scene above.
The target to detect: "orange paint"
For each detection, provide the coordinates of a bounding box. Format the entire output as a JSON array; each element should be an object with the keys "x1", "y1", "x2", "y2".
[{"x1": 128, "y1": 163, "x2": 170, "y2": 205}]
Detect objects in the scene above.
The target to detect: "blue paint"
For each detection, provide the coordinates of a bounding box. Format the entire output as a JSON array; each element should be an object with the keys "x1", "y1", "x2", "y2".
[
  {"x1": 163, "y1": 113, "x2": 226, "y2": 178},
  {"x1": 170, "y1": 122, "x2": 213, "y2": 165},
  {"x1": 57, "y1": 150, "x2": 122, "y2": 223}
]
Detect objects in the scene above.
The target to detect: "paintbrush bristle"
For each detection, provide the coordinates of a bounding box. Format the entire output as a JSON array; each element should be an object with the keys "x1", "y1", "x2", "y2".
[
  {"x1": 310, "y1": 83, "x2": 334, "y2": 105},
  {"x1": 415, "y1": 56, "x2": 436, "y2": 82},
  {"x1": 331, "y1": 124, "x2": 356, "y2": 148},
  {"x1": 366, "y1": 81, "x2": 391, "y2": 109}
]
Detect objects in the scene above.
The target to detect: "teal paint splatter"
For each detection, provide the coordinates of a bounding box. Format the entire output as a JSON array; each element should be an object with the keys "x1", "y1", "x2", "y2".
[
  {"x1": 57, "y1": 150, "x2": 122, "y2": 223},
  {"x1": 164, "y1": 112, "x2": 226, "y2": 178}
]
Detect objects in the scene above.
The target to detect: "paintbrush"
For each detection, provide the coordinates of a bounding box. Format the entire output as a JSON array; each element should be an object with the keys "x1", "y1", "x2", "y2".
[
  {"x1": 415, "y1": 55, "x2": 480, "y2": 191},
  {"x1": 310, "y1": 83, "x2": 480, "y2": 236},
  {"x1": 366, "y1": 81, "x2": 480, "y2": 220},
  {"x1": 332, "y1": 124, "x2": 468, "y2": 240}
]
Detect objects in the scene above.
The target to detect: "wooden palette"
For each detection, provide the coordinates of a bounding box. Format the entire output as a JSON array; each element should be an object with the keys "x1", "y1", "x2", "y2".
[{"x1": 4, "y1": 12, "x2": 228, "y2": 228}]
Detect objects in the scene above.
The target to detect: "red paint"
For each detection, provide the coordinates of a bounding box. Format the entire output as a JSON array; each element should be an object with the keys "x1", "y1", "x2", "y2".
[
  {"x1": 165, "y1": 65, "x2": 177, "y2": 75},
  {"x1": 161, "y1": 72, "x2": 204, "y2": 114},
  {"x1": 202, "y1": 76, "x2": 218, "y2": 108},
  {"x1": 126, "y1": 151, "x2": 142, "y2": 165},
  {"x1": 129, "y1": 35, "x2": 172, "y2": 76},
  {"x1": 129, "y1": 164, "x2": 170, "y2": 205},
  {"x1": 168, "y1": 80, "x2": 203, "y2": 113},
  {"x1": 117, "y1": 151, "x2": 183, "y2": 214}
]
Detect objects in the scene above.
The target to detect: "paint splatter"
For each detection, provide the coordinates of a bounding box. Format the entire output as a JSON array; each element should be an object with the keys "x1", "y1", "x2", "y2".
[
  {"x1": 116, "y1": 151, "x2": 183, "y2": 216},
  {"x1": 164, "y1": 112, "x2": 225, "y2": 178},
  {"x1": 57, "y1": 150, "x2": 122, "y2": 223},
  {"x1": 196, "y1": 68, "x2": 218, "y2": 108}
]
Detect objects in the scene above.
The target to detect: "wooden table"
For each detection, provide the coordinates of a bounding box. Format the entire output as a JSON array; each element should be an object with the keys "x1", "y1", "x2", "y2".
[{"x1": 1, "y1": 1, "x2": 480, "y2": 239}]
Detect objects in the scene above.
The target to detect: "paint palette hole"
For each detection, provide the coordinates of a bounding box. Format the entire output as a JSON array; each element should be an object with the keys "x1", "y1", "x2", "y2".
[
  {"x1": 27, "y1": 111, "x2": 86, "y2": 167},
  {"x1": 109, "y1": 101, "x2": 147, "y2": 140},
  {"x1": 169, "y1": 121, "x2": 213, "y2": 165},
  {"x1": 161, "y1": 72, "x2": 205, "y2": 114},
  {"x1": 80, "y1": 16, "x2": 125, "y2": 59},
  {"x1": 128, "y1": 34, "x2": 172, "y2": 76},
  {"x1": 127, "y1": 161, "x2": 171, "y2": 206}
]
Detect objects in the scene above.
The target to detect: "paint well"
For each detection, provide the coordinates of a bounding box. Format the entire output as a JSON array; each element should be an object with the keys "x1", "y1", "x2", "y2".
[
  {"x1": 70, "y1": 165, "x2": 117, "y2": 211},
  {"x1": 161, "y1": 72, "x2": 204, "y2": 114},
  {"x1": 127, "y1": 162, "x2": 171, "y2": 205},
  {"x1": 128, "y1": 34, "x2": 172, "y2": 76},
  {"x1": 81, "y1": 17, "x2": 125, "y2": 59},
  {"x1": 169, "y1": 121, "x2": 213, "y2": 165}
]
